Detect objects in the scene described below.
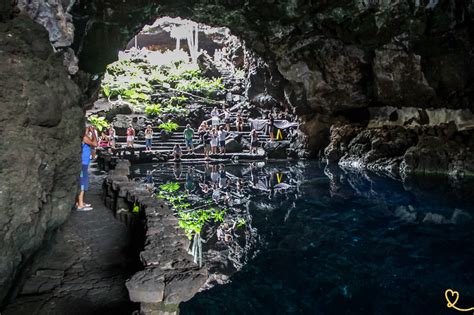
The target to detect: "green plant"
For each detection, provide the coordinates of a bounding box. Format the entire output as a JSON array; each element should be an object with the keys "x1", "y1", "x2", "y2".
[
  {"x1": 133, "y1": 204, "x2": 140, "y2": 213},
  {"x1": 87, "y1": 115, "x2": 109, "y2": 132},
  {"x1": 167, "y1": 95, "x2": 188, "y2": 106},
  {"x1": 175, "y1": 77, "x2": 224, "y2": 97},
  {"x1": 159, "y1": 182, "x2": 180, "y2": 193},
  {"x1": 161, "y1": 105, "x2": 189, "y2": 116},
  {"x1": 237, "y1": 218, "x2": 246, "y2": 228},
  {"x1": 145, "y1": 104, "x2": 162, "y2": 116},
  {"x1": 159, "y1": 121, "x2": 179, "y2": 132}
]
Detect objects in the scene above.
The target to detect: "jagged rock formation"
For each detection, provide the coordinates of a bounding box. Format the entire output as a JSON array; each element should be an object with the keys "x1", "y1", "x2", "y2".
[
  {"x1": 0, "y1": 14, "x2": 83, "y2": 305},
  {"x1": 325, "y1": 123, "x2": 474, "y2": 178}
]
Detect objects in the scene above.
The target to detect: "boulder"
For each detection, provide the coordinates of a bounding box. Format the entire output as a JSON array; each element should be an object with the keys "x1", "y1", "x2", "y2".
[
  {"x1": 225, "y1": 139, "x2": 243, "y2": 153},
  {"x1": 264, "y1": 141, "x2": 290, "y2": 159}
]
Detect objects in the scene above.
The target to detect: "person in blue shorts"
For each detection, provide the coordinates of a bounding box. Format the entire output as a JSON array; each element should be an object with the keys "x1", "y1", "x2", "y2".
[
  {"x1": 183, "y1": 124, "x2": 194, "y2": 153},
  {"x1": 77, "y1": 124, "x2": 97, "y2": 211}
]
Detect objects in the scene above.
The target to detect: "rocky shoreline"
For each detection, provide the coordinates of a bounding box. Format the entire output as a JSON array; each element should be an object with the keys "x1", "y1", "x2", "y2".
[{"x1": 324, "y1": 123, "x2": 474, "y2": 180}]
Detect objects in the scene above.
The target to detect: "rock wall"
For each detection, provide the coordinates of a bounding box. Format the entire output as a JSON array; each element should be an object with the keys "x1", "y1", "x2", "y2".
[
  {"x1": 0, "y1": 14, "x2": 83, "y2": 305},
  {"x1": 324, "y1": 123, "x2": 474, "y2": 179}
]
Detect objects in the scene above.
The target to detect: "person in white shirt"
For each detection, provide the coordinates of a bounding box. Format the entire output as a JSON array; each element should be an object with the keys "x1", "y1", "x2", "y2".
[
  {"x1": 211, "y1": 107, "x2": 220, "y2": 128},
  {"x1": 210, "y1": 128, "x2": 218, "y2": 154}
]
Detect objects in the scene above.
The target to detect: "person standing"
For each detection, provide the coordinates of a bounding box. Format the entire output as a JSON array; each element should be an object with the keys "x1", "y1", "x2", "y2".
[
  {"x1": 184, "y1": 124, "x2": 194, "y2": 153},
  {"x1": 211, "y1": 106, "x2": 220, "y2": 128},
  {"x1": 77, "y1": 124, "x2": 98, "y2": 211},
  {"x1": 235, "y1": 113, "x2": 243, "y2": 132},
  {"x1": 223, "y1": 108, "x2": 231, "y2": 132},
  {"x1": 202, "y1": 129, "x2": 211, "y2": 159},
  {"x1": 210, "y1": 128, "x2": 218, "y2": 155},
  {"x1": 267, "y1": 112, "x2": 275, "y2": 141},
  {"x1": 250, "y1": 129, "x2": 259, "y2": 155},
  {"x1": 126, "y1": 124, "x2": 135, "y2": 147},
  {"x1": 145, "y1": 125, "x2": 153, "y2": 151},
  {"x1": 218, "y1": 126, "x2": 227, "y2": 154},
  {"x1": 173, "y1": 143, "x2": 182, "y2": 160},
  {"x1": 108, "y1": 125, "x2": 116, "y2": 148}
]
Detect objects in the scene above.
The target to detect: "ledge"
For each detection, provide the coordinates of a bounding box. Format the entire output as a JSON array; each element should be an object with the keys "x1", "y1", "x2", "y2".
[{"x1": 103, "y1": 160, "x2": 207, "y2": 312}]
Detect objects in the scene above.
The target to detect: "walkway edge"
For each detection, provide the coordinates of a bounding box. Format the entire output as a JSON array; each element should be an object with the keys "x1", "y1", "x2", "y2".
[{"x1": 103, "y1": 160, "x2": 208, "y2": 314}]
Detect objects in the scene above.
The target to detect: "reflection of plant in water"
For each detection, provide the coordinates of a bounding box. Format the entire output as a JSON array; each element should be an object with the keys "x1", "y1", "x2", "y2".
[
  {"x1": 237, "y1": 218, "x2": 246, "y2": 228},
  {"x1": 159, "y1": 182, "x2": 180, "y2": 193},
  {"x1": 157, "y1": 181, "x2": 228, "y2": 239}
]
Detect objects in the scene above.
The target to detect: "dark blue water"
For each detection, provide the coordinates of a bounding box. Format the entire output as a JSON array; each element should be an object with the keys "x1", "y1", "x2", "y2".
[{"x1": 134, "y1": 161, "x2": 474, "y2": 315}]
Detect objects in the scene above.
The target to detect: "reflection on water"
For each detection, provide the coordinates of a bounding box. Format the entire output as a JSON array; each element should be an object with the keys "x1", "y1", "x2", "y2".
[{"x1": 133, "y1": 161, "x2": 474, "y2": 315}]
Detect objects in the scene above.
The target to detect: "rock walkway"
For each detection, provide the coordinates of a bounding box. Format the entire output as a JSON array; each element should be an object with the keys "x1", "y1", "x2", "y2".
[{"x1": 4, "y1": 165, "x2": 138, "y2": 315}]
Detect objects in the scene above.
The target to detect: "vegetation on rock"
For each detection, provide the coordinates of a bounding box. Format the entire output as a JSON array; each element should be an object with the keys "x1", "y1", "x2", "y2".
[
  {"x1": 157, "y1": 181, "x2": 235, "y2": 239},
  {"x1": 88, "y1": 115, "x2": 110, "y2": 131},
  {"x1": 101, "y1": 49, "x2": 225, "y2": 119}
]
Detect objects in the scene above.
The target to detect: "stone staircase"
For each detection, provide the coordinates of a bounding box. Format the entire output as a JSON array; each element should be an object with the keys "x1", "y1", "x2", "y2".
[{"x1": 114, "y1": 122, "x2": 271, "y2": 159}]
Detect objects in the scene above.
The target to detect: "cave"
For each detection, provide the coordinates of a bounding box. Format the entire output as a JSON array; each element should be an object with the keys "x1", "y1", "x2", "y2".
[{"x1": 1, "y1": 1, "x2": 474, "y2": 314}]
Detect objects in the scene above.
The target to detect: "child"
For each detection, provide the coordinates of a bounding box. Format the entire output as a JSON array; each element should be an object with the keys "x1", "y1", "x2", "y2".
[{"x1": 145, "y1": 125, "x2": 153, "y2": 151}]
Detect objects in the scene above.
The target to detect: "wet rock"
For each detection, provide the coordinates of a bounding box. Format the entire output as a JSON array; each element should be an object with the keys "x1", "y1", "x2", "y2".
[
  {"x1": 197, "y1": 52, "x2": 220, "y2": 78},
  {"x1": 0, "y1": 15, "x2": 82, "y2": 304},
  {"x1": 373, "y1": 42, "x2": 436, "y2": 107},
  {"x1": 225, "y1": 138, "x2": 243, "y2": 153},
  {"x1": 324, "y1": 124, "x2": 363, "y2": 163},
  {"x1": 17, "y1": 0, "x2": 75, "y2": 48},
  {"x1": 264, "y1": 141, "x2": 289, "y2": 159}
]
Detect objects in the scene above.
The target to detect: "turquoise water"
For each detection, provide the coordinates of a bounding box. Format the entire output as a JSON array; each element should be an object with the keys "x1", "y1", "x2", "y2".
[{"x1": 133, "y1": 161, "x2": 474, "y2": 315}]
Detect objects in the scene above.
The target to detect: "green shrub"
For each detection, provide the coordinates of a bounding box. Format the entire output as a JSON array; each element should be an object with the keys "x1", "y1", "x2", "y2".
[
  {"x1": 145, "y1": 104, "x2": 162, "y2": 116},
  {"x1": 87, "y1": 115, "x2": 109, "y2": 132},
  {"x1": 158, "y1": 121, "x2": 179, "y2": 132}
]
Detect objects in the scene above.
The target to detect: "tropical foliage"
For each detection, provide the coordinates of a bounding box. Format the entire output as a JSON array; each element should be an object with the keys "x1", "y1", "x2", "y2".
[
  {"x1": 100, "y1": 49, "x2": 225, "y2": 118},
  {"x1": 87, "y1": 115, "x2": 109, "y2": 132},
  {"x1": 158, "y1": 121, "x2": 179, "y2": 132},
  {"x1": 157, "y1": 181, "x2": 228, "y2": 239}
]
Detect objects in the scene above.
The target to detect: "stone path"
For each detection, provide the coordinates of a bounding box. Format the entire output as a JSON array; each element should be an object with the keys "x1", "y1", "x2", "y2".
[{"x1": 4, "y1": 166, "x2": 138, "y2": 315}]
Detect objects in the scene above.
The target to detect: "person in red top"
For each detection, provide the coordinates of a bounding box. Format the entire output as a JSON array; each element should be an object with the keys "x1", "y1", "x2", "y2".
[{"x1": 126, "y1": 124, "x2": 135, "y2": 147}]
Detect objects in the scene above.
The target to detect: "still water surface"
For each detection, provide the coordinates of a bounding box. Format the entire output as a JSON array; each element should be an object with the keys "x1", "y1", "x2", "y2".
[{"x1": 133, "y1": 161, "x2": 474, "y2": 315}]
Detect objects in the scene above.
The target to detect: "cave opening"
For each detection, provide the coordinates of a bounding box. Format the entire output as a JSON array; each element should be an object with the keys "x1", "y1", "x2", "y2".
[{"x1": 3, "y1": 1, "x2": 474, "y2": 314}]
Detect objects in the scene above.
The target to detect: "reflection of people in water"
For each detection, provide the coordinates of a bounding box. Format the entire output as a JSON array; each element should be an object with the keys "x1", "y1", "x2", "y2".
[
  {"x1": 212, "y1": 185, "x2": 220, "y2": 203},
  {"x1": 219, "y1": 222, "x2": 237, "y2": 242},
  {"x1": 145, "y1": 170, "x2": 154, "y2": 193},
  {"x1": 185, "y1": 166, "x2": 195, "y2": 192},
  {"x1": 173, "y1": 162, "x2": 182, "y2": 179},
  {"x1": 211, "y1": 164, "x2": 219, "y2": 184},
  {"x1": 219, "y1": 164, "x2": 227, "y2": 190},
  {"x1": 199, "y1": 182, "x2": 210, "y2": 193}
]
